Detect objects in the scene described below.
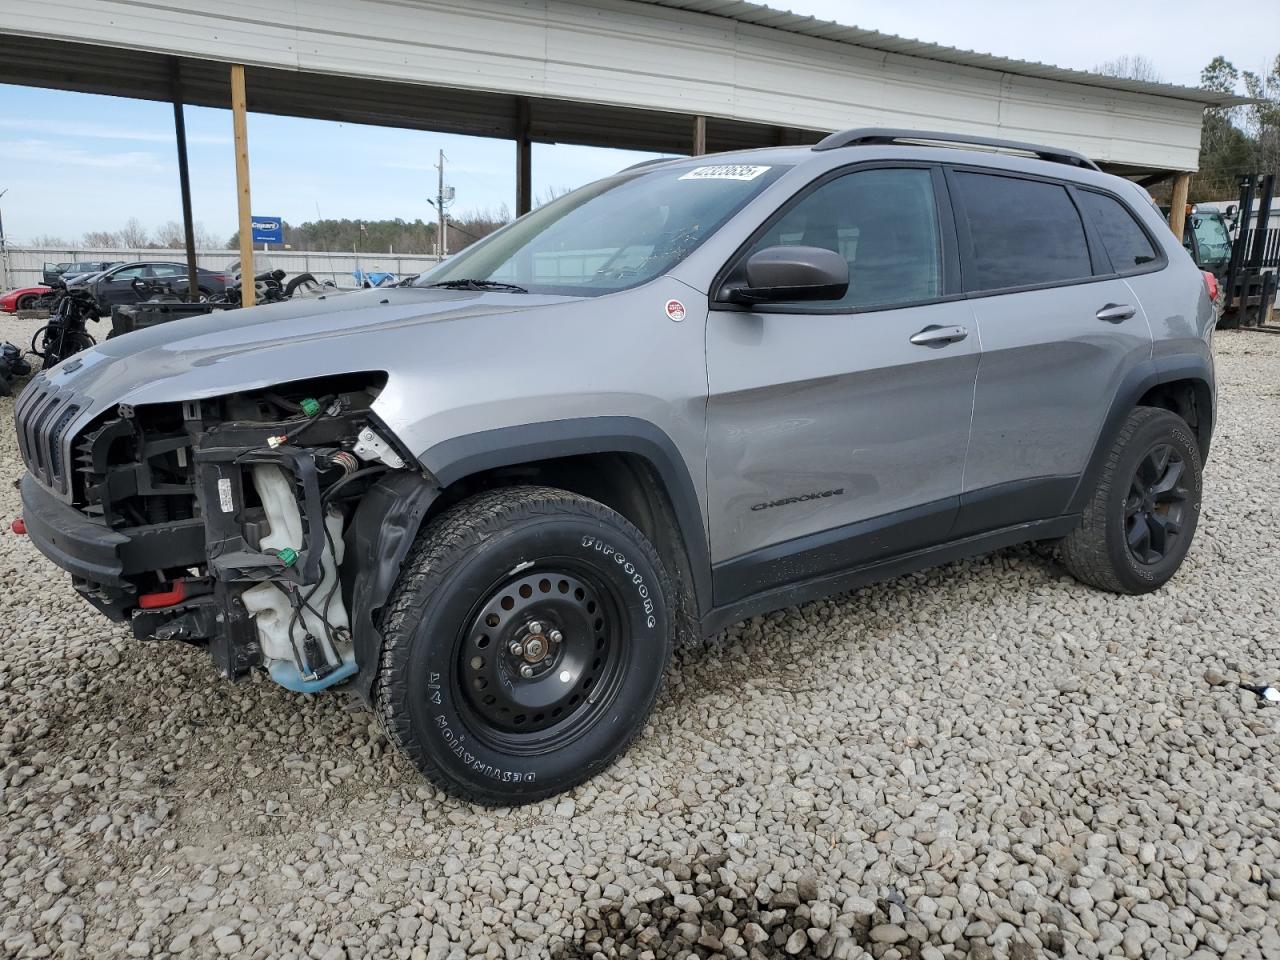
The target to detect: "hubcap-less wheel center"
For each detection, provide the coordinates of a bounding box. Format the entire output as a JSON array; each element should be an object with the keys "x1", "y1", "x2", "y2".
[
  {"x1": 460, "y1": 571, "x2": 614, "y2": 735},
  {"x1": 1124, "y1": 443, "x2": 1189, "y2": 565}
]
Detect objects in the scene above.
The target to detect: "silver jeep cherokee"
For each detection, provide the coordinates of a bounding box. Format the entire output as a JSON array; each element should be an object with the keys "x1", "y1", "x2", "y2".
[{"x1": 16, "y1": 129, "x2": 1216, "y2": 803}]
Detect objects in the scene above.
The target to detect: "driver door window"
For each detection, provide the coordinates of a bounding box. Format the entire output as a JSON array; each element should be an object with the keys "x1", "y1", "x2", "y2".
[{"x1": 737, "y1": 166, "x2": 942, "y2": 310}]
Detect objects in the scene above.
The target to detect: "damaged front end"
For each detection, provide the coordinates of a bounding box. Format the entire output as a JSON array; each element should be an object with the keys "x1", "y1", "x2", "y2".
[{"x1": 17, "y1": 372, "x2": 430, "y2": 694}]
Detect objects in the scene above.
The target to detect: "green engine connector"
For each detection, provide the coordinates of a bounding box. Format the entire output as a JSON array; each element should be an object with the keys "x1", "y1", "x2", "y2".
[
  {"x1": 277, "y1": 547, "x2": 299, "y2": 568},
  {"x1": 299, "y1": 397, "x2": 321, "y2": 417}
]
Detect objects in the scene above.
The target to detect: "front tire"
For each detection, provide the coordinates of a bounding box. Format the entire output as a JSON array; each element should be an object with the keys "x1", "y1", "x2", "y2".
[
  {"x1": 1061, "y1": 406, "x2": 1202, "y2": 594},
  {"x1": 376, "y1": 486, "x2": 673, "y2": 805},
  {"x1": 15, "y1": 294, "x2": 37, "y2": 312}
]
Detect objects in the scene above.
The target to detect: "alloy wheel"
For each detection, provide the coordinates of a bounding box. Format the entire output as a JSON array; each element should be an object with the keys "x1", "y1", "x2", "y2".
[{"x1": 1124, "y1": 443, "x2": 1189, "y2": 565}]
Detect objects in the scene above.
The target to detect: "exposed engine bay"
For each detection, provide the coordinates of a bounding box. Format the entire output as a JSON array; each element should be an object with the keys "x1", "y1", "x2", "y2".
[{"x1": 54, "y1": 374, "x2": 412, "y2": 692}]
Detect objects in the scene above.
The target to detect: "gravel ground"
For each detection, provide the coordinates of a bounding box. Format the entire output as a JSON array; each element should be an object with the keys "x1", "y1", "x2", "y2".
[{"x1": 0, "y1": 315, "x2": 1277, "y2": 960}]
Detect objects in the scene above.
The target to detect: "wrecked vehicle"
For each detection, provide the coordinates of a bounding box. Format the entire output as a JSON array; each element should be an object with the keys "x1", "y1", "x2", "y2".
[{"x1": 16, "y1": 129, "x2": 1216, "y2": 804}]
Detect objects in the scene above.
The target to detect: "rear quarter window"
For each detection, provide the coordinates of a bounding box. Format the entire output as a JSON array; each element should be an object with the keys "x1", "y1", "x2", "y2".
[
  {"x1": 1076, "y1": 190, "x2": 1159, "y2": 272},
  {"x1": 953, "y1": 171, "x2": 1093, "y2": 291}
]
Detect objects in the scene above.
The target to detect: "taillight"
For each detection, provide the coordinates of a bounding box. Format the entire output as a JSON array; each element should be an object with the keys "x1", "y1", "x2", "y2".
[
  {"x1": 1202, "y1": 271, "x2": 1219, "y2": 302},
  {"x1": 210, "y1": 274, "x2": 226, "y2": 283}
]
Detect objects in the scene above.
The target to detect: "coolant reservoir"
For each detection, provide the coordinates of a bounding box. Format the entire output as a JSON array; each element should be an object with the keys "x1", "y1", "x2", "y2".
[{"x1": 241, "y1": 465, "x2": 354, "y2": 692}]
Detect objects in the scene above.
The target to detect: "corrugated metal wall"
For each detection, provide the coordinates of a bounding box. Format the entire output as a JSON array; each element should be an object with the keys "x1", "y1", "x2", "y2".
[{"x1": 0, "y1": 0, "x2": 1206, "y2": 171}]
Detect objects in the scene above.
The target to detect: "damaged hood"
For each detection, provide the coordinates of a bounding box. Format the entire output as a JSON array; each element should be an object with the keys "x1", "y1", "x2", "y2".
[{"x1": 45, "y1": 286, "x2": 575, "y2": 426}]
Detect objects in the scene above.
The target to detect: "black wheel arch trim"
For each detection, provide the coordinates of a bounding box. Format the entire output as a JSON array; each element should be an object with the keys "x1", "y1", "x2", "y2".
[
  {"x1": 418, "y1": 416, "x2": 711, "y2": 620},
  {"x1": 1067, "y1": 354, "x2": 1214, "y2": 516},
  {"x1": 344, "y1": 470, "x2": 440, "y2": 704}
]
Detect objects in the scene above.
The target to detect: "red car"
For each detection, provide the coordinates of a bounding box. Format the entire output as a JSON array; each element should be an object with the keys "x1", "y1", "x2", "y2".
[{"x1": 0, "y1": 285, "x2": 51, "y2": 313}]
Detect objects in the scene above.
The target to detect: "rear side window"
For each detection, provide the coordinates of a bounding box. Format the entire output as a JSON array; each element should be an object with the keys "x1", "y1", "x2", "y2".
[
  {"x1": 1077, "y1": 190, "x2": 1158, "y2": 271},
  {"x1": 953, "y1": 171, "x2": 1092, "y2": 291}
]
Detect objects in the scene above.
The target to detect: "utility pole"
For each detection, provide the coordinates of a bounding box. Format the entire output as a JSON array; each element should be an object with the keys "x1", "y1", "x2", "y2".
[{"x1": 436, "y1": 149, "x2": 447, "y2": 259}]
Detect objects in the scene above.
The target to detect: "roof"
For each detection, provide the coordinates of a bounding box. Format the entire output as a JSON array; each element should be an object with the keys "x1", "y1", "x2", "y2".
[{"x1": 639, "y1": 0, "x2": 1253, "y2": 107}]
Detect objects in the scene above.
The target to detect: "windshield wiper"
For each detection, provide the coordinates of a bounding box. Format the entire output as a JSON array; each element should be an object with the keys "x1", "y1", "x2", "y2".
[{"x1": 425, "y1": 279, "x2": 529, "y2": 293}]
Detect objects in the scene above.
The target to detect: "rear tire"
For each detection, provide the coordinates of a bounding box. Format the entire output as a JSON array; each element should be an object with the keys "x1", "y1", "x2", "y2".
[
  {"x1": 376, "y1": 486, "x2": 673, "y2": 805},
  {"x1": 15, "y1": 294, "x2": 37, "y2": 312},
  {"x1": 1061, "y1": 406, "x2": 1202, "y2": 594}
]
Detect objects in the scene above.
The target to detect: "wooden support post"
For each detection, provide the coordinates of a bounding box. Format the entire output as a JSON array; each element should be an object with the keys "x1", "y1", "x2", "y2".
[
  {"x1": 692, "y1": 114, "x2": 707, "y2": 156},
  {"x1": 1167, "y1": 172, "x2": 1191, "y2": 241},
  {"x1": 230, "y1": 63, "x2": 255, "y2": 307},
  {"x1": 516, "y1": 97, "x2": 532, "y2": 217},
  {"x1": 170, "y1": 58, "x2": 199, "y2": 303}
]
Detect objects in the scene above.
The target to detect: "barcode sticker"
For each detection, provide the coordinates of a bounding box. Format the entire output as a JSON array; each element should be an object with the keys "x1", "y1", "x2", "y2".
[
  {"x1": 217, "y1": 478, "x2": 234, "y2": 513},
  {"x1": 679, "y1": 164, "x2": 771, "y2": 182}
]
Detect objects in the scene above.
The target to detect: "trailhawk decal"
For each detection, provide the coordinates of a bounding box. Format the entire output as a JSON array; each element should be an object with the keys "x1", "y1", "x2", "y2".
[
  {"x1": 751, "y1": 488, "x2": 845, "y2": 511},
  {"x1": 665, "y1": 299, "x2": 686, "y2": 322}
]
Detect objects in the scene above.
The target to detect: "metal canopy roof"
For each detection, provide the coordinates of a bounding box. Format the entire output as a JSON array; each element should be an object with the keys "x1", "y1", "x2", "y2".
[
  {"x1": 0, "y1": 34, "x2": 807, "y2": 157},
  {"x1": 0, "y1": 0, "x2": 1237, "y2": 173},
  {"x1": 641, "y1": 0, "x2": 1251, "y2": 107}
]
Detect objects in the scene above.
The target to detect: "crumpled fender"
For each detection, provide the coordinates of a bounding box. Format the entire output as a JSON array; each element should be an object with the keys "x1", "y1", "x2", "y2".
[{"x1": 341, "y1": 470, "x2": 440, "y2": 703}]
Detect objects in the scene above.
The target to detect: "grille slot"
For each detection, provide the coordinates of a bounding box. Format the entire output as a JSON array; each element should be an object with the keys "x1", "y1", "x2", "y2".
[{"x1": 14, "y1": 377, "x2": 83, "y2": 496}]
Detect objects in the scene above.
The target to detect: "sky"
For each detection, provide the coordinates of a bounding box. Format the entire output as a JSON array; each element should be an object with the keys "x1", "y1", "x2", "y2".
[{"x1": 0, "y1": 0, "x2": 1275, "y2": 248}]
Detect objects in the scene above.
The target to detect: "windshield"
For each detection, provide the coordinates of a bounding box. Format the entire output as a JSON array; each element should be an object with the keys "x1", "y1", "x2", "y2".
[
  {"x1": 417, "y1": 162, "x2": 789, "y2": 296},
  {"x1": 1193, "y1": 214, "x2": 1231, "y2": 264}
]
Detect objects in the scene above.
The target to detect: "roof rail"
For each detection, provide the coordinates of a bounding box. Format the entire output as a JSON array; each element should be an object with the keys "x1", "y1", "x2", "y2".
[{"x1": 812, "y1": 127, "x2": 1101, "y2": 171}]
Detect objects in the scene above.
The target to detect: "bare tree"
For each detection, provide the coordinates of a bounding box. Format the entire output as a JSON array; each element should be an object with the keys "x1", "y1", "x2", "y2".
[
  {"x1": 193, "y1": 222, "x2": 221, "y2": 249},
  {"x1": 155, "y1": 220, "x2": 186, "y2": 248},
  {"x1": 1094, "y1": 54, "x2": 1163, "y2": 84},
  {"x1": 117, "y1": 217, "x2": 150, "y2": 248},
  {"x1": 155, "y1": 219, "x2": 222, "y2": 249},
  {"x1": 82, "y1": 229, "x2": 120, "y2": 248},
  {"x1": 28, "y1": 235, "x2": 70, "y2": 248},
  {"x1": 536, "y1": 186, "x2": 573, "y2": 207}
]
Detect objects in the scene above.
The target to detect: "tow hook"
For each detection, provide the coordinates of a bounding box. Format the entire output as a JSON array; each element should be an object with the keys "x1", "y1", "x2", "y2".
[{"x1": 10, "y1": 517, "x2": 26, "y2": 535}]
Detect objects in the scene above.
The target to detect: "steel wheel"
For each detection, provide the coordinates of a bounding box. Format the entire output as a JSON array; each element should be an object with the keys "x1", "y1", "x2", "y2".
[
  {"x1": 1124, "y1": 443, "x2": 1190, "y2": 565},
  {"x1": 456, "y1": 564, "x2": 628, "y2": 755}
]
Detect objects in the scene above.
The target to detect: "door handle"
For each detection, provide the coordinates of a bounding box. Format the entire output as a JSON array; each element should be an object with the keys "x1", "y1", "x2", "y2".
[
  {"x1": 1096, "y1": 303, "x2": 1136, "y2": 323},
  {"x1": 909, "y1": 324, "x2": 968, "y2": 346}
]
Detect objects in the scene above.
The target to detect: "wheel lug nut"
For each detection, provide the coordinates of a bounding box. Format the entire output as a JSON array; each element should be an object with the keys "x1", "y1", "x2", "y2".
[
  {"x1": 509, "y1": 642, "x2": 524, "y2": 656},
  {"x1": 519, "y1": 664, "x2": 535, "y2": 679},
  {"x1": 549, "y1": 630, "x2": 563, "y2": 644},
  {"x1": 527, "y1": 621, "x2": 543, "y2": 635}
]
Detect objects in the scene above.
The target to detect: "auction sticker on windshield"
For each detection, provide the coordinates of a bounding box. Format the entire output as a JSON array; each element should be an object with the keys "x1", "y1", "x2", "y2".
[{"x1": 679, "y1": 165, "x2": 772, "y2": 181}]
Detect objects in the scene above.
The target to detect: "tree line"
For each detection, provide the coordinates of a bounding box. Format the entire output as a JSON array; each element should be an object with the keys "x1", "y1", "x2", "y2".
[
  {"x1": 225, "y1": 210, "x2": 512, "y2": 255},
  {"x1": 1096, "y1": 52, "x2": 1279, "y2": 202}
]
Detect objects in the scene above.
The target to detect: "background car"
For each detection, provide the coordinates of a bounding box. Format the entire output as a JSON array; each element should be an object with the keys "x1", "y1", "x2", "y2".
[
  {"x1": 0, "y1": 284, "x2": 52, "y2": 313},
  {"x1": 69, "y1": 261, "x2": 228, "y2": 309},
  {"x1": 42, "y1": 260, "x2": 122, "y2": 285}
]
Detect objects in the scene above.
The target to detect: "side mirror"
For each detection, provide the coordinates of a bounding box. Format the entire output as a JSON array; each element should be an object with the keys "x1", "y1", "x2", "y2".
[{"x1": 724, "y1": 245, "x2": 849, "y2": 304}]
